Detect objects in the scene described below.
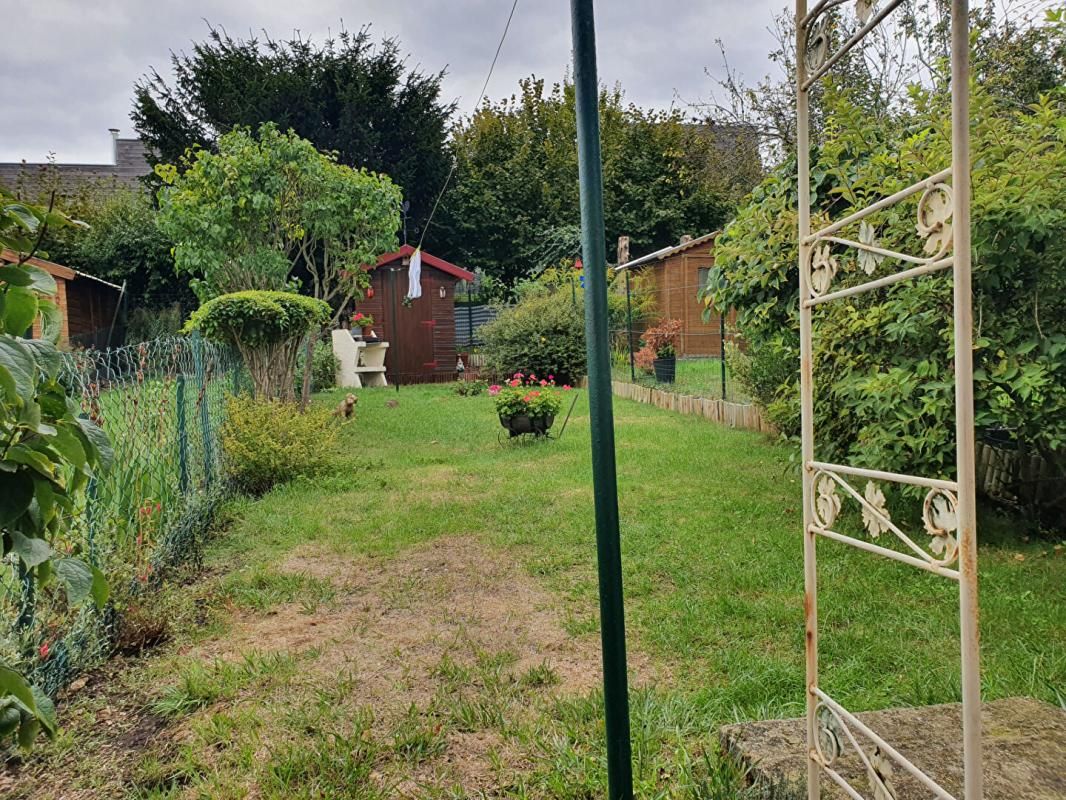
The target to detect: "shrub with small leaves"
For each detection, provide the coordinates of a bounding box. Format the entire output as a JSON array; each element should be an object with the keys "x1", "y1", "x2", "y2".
[
  {"x1": 184, "y1": 291, "x2": 330, "y2": 401},
  {"x1": 220, "y1": 396, "x2": 337, "y2": 495},
  {"x1": 479, "y1": 294, "x2": 586, "y2": 386}
]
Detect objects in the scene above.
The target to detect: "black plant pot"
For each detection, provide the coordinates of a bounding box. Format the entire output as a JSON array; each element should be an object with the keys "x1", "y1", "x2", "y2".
[
  {"x1": 499, "y1": 413, "x2": 556, "y2": 437},
  {"x1": 653, "y1": 357, "x2": 676, "y2": 384}
]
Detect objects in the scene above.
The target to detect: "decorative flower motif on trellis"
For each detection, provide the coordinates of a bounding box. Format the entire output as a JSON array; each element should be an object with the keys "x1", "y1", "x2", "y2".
[
  {"x1": 857, "y1": 220, "x2": 885, "y2": 275},
  {"x1": 814, "y1": 473, "x2": 841, "y2": 528},
  {"x1": 805, "y1": 17, "x2": 831, "y2": 72},
  {"x1": 809, "y1": 244, "x2": 839, "y2": 297},
  {"x1": 815, "y1": 704, "x2": 842, "y2": 766},
  {"x1": 861, "y1": 481, "x2": 891, "y2": 537},
  {"x1": 923, "y1": 489, "x2": 959, "y2": 560},
  {"x1": 916, "y1": 183, "x2": 954, "y2": 258},
  {"x1": 868, "y1": 747, "x2": 897, "y2": 800},
  {"x1": 855, "y1": 0, "x2": 876, "y2": 25}
]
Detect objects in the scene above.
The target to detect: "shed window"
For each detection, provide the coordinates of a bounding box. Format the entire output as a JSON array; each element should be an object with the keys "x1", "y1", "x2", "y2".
[{"x1": 697, "y1": 267, "x2": 712, "y2": 292}]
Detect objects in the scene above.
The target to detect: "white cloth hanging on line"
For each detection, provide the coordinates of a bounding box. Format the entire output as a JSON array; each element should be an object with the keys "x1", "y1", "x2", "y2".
[{"x1": 406, "y1": 248, "x2": 423, "y2": 300}]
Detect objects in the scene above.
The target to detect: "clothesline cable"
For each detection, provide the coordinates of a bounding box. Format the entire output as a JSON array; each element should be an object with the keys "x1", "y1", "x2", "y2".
[{"x1": 416, "y1": 0, "x2": 520, "y2": 253}]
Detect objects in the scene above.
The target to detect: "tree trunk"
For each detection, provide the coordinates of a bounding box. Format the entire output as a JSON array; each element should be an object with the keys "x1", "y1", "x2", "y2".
[{"x1": 300, "y1": 333, "x2": 315, "y2": 411}]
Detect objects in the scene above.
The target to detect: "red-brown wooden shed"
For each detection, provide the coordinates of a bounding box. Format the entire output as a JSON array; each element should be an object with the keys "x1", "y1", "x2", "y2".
[{"x1": 352, "y1": 245, "x2": 475, "y2": 384}]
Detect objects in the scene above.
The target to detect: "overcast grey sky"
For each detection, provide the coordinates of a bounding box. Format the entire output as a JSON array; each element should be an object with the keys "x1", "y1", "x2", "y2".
[{"x1": 0, "y1": 0, "x2": 787, "y2": 164}]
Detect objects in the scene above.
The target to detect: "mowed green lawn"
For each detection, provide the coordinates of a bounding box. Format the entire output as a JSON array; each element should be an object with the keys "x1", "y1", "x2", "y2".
[
  {"x1": 15, "y1": 384, "x2": 1065, "y2": 799},
  {"x1": 279, "y1": 385, "x2": 1062, "y2": 712}
]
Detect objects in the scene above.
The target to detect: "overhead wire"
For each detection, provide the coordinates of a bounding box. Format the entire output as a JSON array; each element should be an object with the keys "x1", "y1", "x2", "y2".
[{"x1": 416, "y1": 0, "x2": 520, "y2": 251}]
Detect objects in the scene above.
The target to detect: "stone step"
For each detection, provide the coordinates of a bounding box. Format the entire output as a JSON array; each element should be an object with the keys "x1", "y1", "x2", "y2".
[{"x1": 720, "y1": 697, "x2": 1066, "y2": 799}]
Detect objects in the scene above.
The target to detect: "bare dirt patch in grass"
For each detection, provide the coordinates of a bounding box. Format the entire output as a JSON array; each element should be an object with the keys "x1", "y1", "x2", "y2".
[{"x1": 10, "y1": 536, "x2": 662, "y2": 799}]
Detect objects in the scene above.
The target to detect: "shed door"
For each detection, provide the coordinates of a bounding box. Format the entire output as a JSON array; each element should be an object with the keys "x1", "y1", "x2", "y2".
[{"x1": 383, "y1": 268, "x2": 436, "y2": 384}]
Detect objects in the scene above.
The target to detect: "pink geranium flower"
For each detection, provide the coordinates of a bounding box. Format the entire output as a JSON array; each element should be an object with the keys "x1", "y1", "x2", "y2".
[
  {"x1": 562, "y1": 384, "x2": 572, "y2": 390},
  {"x1": 488, "y1": 384, "x2": 501, "y2": 396}
]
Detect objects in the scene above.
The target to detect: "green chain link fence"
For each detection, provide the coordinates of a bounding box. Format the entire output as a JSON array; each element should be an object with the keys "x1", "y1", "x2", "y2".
[{"x1": 1, "y1": 333, "x2": 240, "y2": 698}]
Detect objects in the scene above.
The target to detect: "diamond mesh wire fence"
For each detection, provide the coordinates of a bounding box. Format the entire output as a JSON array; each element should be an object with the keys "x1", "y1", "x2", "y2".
[{"x1": 1, "y1": 334, "x2": 241, "y2": 698}]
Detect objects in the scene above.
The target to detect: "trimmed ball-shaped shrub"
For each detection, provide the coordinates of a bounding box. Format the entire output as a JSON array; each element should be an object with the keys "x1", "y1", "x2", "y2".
[{"x1": 184, "y1": 291, "x2": 330, "y2": 400}]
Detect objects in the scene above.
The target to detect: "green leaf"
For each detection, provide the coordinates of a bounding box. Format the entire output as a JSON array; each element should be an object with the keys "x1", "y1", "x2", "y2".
[
  {"x1": 37, "y1": 300, "x2": 62, "y2": 344},
  {"x1": 23, "y1": 340, "x2": 63, "y2": 380},
  {"x1": 0, "y1": 266, "x2": 34, "y2": 287},
  {"x1": 17, "y1": 717, "x2": 40, "y2": 751},
  {"x1": 90, "y1": 565, "x2": 109, "y2": 609},
  {"x1": 54, "y1": 558, "x2": 94, "y2": 606},
  {"x1": 50, "y1": 424, "x2": 87, "y2": 469},
  {"x1": 30, "y1": 686, "x2": 56, "y2": 736},
  {"x1": 0, "y1": 665, "x2": 38, "y2": 717},
  {"x1": 6, "y1": 445, "x2": 55, "y2": 480},
  {"x1": 0, "y1": 471, "x2": 35, "y2": 525},
  {"x1": 0, "y1": 336, "x2": 36, "y2": 401},
  {"x1": 24, "y1": 266, "x2": 57, "y2": 296},
  {"x1": 9, "y1": 530, "x2": 53, "y2": 568},
  {"x1": 77, "y1": 417, "x2": 113, "y2": 472},
  {"x1": 3, "y1": 287, "x2": 38, "y2": 336}
]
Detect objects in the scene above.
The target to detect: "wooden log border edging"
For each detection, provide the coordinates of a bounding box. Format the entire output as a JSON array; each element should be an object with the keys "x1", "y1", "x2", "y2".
[{"x1": 609, "y1": 379, "x2": 774, "y2": 434}]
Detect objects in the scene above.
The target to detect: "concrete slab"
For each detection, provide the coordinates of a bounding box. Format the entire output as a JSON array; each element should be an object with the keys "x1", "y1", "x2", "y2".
[{"x1": 720, "y1": 697, "x2": 1066, "y2": 799}]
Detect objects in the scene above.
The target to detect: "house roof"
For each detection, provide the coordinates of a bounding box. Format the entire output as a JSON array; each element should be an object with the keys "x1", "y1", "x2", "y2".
[
  {"x1": 1, "y1": 248, "x2": 124, "y2": 291},
  {"x1": 614, "y1": 231, "x2": 719, "y2": 272},
  {"x1": 371, "y1": 244, "x2": 475, "y2": 282}
]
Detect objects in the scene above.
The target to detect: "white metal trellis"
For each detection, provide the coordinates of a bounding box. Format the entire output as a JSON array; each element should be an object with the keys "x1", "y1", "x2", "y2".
[{"x1": 795, "y1": 0, "x2": 982, "y2": 797}]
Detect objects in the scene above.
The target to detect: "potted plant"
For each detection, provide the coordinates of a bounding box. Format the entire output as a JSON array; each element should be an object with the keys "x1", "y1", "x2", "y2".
[
  {"x1": 350, "y1": 312, "x2": 375, "y2": 338},
  {"x1": 490, "y1": 373, "x2": 569, "y2": 436},
  {"x1": 637, "y1": 319, "x2": 682, "y2": 384}
]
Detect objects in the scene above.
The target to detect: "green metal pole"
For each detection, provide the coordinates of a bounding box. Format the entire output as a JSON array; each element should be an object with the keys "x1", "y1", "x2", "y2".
[
  {"x1": 720, "y1": 311, "x2": 727, "y2": 400},
  {"x1": 570, "y1": 3, "x2": 633, "y2": 798},
  {"x1": 177, "y1": 373, "x2": 189, "y2": 494},
  {"x1": 192, "y1": 331, "x2": 213, "y2": 487},
  {"x1": 625, "y1": 270, "x2": 635, "y2": 383}
]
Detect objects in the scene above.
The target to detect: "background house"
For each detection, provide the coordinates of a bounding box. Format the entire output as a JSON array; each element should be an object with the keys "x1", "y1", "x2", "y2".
[
  {"x1": 1, "y1": 249, "x2": 125, "y2": 347},
  {"x1": 353, "y1": 245, "x2": 475, "y2": 384},
  {"x1": 615, "y1": 232, "x2": 736, "y2": 358},
  {"x1": 0, "y1": 129, "x2": 152, "y2": 202}
]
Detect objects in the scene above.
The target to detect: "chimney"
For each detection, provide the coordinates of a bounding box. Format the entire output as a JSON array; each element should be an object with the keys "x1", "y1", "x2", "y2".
[
  {"x1": 109, "y1": 128, "x2": 120, "y2": 164},
  {"x1": 679, "y1": 234, "x2": 693, "y2": 245}
]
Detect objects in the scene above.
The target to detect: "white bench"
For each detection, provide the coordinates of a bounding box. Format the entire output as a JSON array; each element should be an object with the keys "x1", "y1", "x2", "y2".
[{"x1": 332, "y1": 330, "x2": 389, "y2": 388}]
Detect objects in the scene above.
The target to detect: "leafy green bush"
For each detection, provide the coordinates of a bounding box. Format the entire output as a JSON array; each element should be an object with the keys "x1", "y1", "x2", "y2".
[
  {"x1": 726, "y1": 338, "x2": 799, "y2": 435},
  {"x1": 220, "y1": 397, "x2": 337, "y2": 495},
  {"x1": 479, "y1": 293, "x2": 586, "y2": 386},
  {"x1": 453, "y1": 379, "x2": 488, "y2": 396},
  {"x1": 707, "y1": 86, "x2": 1066, "y2": 508},
  {"x1": 296, "y1": 340, "x2": 339, "y2": 394},
  {"x1": 1, "y1": 190, "x2": 111, "y2": 749},
  {"x1": 185, "y1": 291, "x2": 330, "y2": 400}
]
